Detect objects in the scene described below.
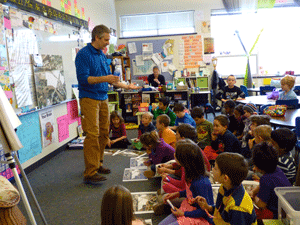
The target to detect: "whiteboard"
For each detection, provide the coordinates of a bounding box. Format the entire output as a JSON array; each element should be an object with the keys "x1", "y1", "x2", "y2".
[{"x1": 10, "y1": 22, "x2": 80, "y2": 114}]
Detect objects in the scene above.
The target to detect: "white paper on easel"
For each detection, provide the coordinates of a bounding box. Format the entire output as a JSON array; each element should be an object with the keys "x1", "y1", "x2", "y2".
[
  {"x1": 0, "y1": 86, "x2": 23, "y2": 152},
  {"x1": 128, "y1": 42, "x2": 137, "y2": 54},
  {"x1": 0, "y1": 87, "x2": 21, "y2": 129}
]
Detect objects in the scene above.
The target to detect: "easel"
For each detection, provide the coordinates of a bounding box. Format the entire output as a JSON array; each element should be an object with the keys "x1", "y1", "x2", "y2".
[{"x1": 0, "y1": 92, "x2": 48, "y2": 225}]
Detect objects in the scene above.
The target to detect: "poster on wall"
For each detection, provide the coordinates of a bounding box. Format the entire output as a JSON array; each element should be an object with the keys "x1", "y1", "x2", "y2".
[
  {"x1": 39, "y1": 109, "x2": 56, "y2": 147},
  {"x1": 204, "y1": 37, "x2": 215, "y2": 54},
  {"x1": 201, "y1": 21, "x2": 211, "y2": 33},
  {"x1": 33, "y1": 54, "x2": 67, "y2": 108}
]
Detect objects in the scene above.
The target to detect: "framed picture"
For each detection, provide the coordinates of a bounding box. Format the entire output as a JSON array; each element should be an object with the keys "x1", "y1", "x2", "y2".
[{"x1": 126, "y1": 104, "x2": 132, "y2": 112}]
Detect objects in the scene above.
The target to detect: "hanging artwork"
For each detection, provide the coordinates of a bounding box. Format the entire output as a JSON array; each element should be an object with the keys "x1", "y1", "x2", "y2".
[
  {"x1": 33, "y1": 54, "x2": 67, "y2": 108},
  {"x1": 39, "y1": 109, "x2": 56, "y2": 147},
  {"x1": 204, "y1": 37, "x2": 215, "y2": 54}
]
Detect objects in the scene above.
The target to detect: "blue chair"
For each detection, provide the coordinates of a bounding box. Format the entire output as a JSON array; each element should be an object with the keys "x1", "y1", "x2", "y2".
[
  {"x1": 240, "y1": 85, "x2": 249, "y2": 97},
  {"x1": 294, "y1": 85, "x2": 300, "y2": 96},
  {"x1": 276, "y1": 99, "x2": 299, "y2": 109},
  {"x1": 259, "y1": 86, "x2": 276, "y2": 95},
  {"x1": 260, "y1": 104, "x2": 272, "y2": 115}
]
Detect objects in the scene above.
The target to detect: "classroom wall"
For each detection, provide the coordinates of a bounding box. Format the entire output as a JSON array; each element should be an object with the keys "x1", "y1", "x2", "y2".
[
  {"x1": 115, "y1": 0, "x2": 224, "y2": 85},
  {"x1": 50, "y1": 0, "x2": 117, "y2": 30},
  {"x1": 7, "y1": 0, "x2": 117, "y2": 169}
]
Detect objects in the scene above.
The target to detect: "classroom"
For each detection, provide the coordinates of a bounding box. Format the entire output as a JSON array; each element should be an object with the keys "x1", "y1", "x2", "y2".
[{"x1": 1, "y1": 0, "x2": 300, "y2": 224}]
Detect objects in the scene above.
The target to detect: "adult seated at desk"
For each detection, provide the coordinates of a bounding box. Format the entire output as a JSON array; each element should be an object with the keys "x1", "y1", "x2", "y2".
[{"x1": 147, "y1": 66, "x2": 166, "y2": 87}]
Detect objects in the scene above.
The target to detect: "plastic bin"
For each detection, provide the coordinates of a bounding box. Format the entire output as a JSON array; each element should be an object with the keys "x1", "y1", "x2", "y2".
[{"x1": 275, "y1": 187, "x2": 300, "y2": 225}]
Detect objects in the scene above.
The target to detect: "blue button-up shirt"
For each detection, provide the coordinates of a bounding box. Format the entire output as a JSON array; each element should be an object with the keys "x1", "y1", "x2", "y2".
[{"x1": 75, "y1": 43, "x2": 111, "y2": 100}]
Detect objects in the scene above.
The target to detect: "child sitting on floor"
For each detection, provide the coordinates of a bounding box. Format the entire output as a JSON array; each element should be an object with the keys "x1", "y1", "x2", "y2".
[
  {"x1": 158, "y1": 139, "x2": 214, "y2": 225},
  {"x1": 249, "y1": 142, "x2": 291, "y2": 219},
  {"x1": 223, "y1": 100, "x2": 237, "y2": 134},
  {"x1": 196, "y1": 152, "x2": 257, "y2": 225},
  {"x1": 278, "y1": 75, "x2": 298, "y2": 100},
  {"x1": 246, "y1": 125, "x2": 272, "y2": 181},
  {"x1": 101, "y1": 185, "x2": 144, "y2": 225},
  {"x1": 140, "y1": 130, "x2": 175, "y2": 179},
  {"x1": 157, "y1": 124, "x2": 211, "y2": 194},
  {"x1": 137, "y1": 112, "x2": 156, "y2": 139},
  {"x1": 191, "y1": 106, "x2": 213, "y2": 150},
  {"x1": 156, "y1": 114, "x2": 176, "y2": 148},
  {"x1": 171, "y1": 103, "x2": 196, "y2": 130},
  {"x1": 152, "y1": 96, "x2": 177, "y2": 126},
  {"x1": 107, "y1": 111, "x2": 130, "y2": 149},
  {"x1": 203, "y1": 115, "x2": 241, "y2": 161},
  {"x1": 271, "y1": 128, "x2": 297, "y2": 185},
  {"x1": 233, "y1": 104, "x2": 245, "y2": 139},
  {"x1": 247, "y1": 115, "x2": 271, "y2": 151},
  {"x1": 240, "y1": 103, "x2": 258, "y2": 157}
]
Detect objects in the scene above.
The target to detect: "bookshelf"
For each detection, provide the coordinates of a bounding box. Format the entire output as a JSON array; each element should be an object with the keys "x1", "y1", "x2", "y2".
[
  {"x1": 175, "y1": 77, "x2": 208, "y2": 89},
  {"x1": 108, "y1": 92, "x2": 119, "y2": 112},
  {"x1": 113, "y1": 56, "x2": 131, "y2": 82}
]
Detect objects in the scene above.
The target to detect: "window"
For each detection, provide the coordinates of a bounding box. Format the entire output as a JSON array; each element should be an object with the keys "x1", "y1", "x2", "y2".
[
  {"x1": 120, "y1": 11, "x2": 195, "y2": 38},
  {"x1": 211, "y1": 5, "x2": 300, "y2": 76}
]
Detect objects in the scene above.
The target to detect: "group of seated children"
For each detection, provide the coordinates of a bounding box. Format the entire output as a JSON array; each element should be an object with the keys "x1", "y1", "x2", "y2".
[{"x1": 101, "y1": 73, "x2": 299, "y2": 224}]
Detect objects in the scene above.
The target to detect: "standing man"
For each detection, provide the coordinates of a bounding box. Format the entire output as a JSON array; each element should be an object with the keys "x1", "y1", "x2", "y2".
[
  {"x1": 147, "y1": 66, "x2": 166, "y2": 87},
  {"x1": 75, "y1": 25, "x2": 140, "y2": 184}
]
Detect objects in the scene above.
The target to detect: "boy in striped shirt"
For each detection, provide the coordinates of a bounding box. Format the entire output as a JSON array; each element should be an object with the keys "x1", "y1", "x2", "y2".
[{"x1": 271, "y1": 128, "x2": 297, "y2": 185}]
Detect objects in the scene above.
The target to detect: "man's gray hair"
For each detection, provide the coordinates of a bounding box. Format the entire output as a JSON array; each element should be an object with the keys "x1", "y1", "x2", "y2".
[{"x1": 92, "y1": 25, "x2": 111, "y2": 42}]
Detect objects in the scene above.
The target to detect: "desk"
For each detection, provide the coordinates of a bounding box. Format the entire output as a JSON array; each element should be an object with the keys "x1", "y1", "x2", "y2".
[
  {"x1": 190, "y1": 91, "x2": 210, "y2": 108},
  {"x1": 236, "y1": 96, "x2": 300, "y2": 106},
  {"x1": 269, "y1": 109, "x2": 300, "y2": 128},
  {"x1": 236, "y1": 96, "x2": 276, "y2": 106}
]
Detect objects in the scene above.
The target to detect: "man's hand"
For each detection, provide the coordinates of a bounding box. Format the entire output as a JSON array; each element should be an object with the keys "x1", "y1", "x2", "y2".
[
  {"x1": 128, "y1": 83, "x2": 142, "y2": 90},
  {"x1": 154, "y1": 78, "x2": 160, "y2": 84},
  {"x1": 106, "y1": 75, "x2": 120, "y2": 84}
]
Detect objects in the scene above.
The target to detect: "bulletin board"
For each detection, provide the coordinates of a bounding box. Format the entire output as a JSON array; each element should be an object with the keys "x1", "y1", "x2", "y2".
[
  {"x1": 1, "y1": 5, "x2": 82, "y2": 115},
  {"x1": 127, "y1": 39, "x2": 174, "y2": 81}
]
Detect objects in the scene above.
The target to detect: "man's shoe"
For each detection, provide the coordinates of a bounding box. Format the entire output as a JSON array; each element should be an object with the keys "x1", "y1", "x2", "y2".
[
  {"x1": 84, "y1": 173, "x2": 107, "y2": 184},
  {"x1": 153, "y1": 203, "x2": 171, "y2": 215},
  {"x1": 98, "y1": 166, "x2": 111, "y2": 174},
  {"x1": 144, "y1": 170, "x2": 155, "y2": 179}
]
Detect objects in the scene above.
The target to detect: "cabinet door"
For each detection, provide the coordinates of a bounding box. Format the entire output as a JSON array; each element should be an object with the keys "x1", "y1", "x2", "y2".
[{"x1": 197, "y1": 77, "x2": 208, "y2": 88}]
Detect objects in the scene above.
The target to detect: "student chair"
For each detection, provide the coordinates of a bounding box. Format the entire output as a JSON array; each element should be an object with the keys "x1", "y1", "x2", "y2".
[
  {"x1": 202, "y1": 102, "x2": 215, "y2": 119},
  {"x1": 240, "y1": 85, "x2": 249, "y2": 97},
  {"x1": 259, "y1": 104, "x2": 272, "y2": 115},
  {"x1": 294, "y1": 85, "x2": 300, "y2": 96},
  {"x1": 275, "y1": 99, "x2": 299, "y2": 109},
  {"x1": 259, "y1": 86, "x2": 276, "y2": 95}
]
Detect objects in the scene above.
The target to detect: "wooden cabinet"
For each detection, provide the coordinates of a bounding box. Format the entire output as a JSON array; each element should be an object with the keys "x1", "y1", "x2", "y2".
[{"x1": 113, "y1": 56, "x2": 131, "y2": 82}]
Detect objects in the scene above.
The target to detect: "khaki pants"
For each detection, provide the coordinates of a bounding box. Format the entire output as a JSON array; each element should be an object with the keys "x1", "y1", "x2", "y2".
[{"x1": 80, "y1": 98, "x2": 109, "y2": 177}]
